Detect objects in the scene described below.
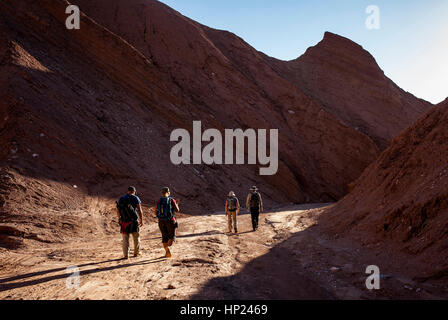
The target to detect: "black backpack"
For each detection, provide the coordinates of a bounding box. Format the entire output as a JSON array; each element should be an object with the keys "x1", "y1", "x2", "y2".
[
  {"x1": 117, "y1": 195, "x2": 138, "y2": 222},
  {"x1": 250, "y1": 192, "x2": 261, "y2": 208}
]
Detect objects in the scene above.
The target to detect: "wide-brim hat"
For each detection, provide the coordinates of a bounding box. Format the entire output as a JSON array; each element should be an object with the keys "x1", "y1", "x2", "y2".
[
  {"x1": 250, "y1": 186, "x2": 258, "y2": 191},
  {"x1": 162, "y1": 187, "x2": 170, "y2": 193}
]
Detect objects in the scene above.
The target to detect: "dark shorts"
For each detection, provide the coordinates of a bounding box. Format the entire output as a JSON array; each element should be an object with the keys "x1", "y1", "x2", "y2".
[{"x1": 158, "y1": 219, "x2": 176, "y2": 243}]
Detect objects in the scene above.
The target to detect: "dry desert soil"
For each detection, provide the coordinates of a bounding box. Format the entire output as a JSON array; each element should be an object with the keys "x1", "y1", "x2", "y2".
[{"x1": 1, "y1": 204, "x2": 446, "y2": 300}]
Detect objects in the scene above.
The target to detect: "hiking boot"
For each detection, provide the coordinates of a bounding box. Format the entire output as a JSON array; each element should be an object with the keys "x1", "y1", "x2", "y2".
[{"x1": 134, "y1": 252, "x2": 142, "y2": 257}]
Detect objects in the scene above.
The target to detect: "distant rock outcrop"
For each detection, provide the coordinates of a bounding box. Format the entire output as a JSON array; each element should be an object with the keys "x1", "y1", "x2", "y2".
[{"x1": 263, "y1": 32, "x2": 431, "y2": 150}]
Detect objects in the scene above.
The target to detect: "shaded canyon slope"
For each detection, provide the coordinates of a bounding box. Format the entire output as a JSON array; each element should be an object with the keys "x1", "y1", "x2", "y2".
[
  {"x1": 322, "y1": 100, "x2": 448, "y2": 279},
  {"x1": 0, "y1": 0, "x2": 430, "y2": 247}
]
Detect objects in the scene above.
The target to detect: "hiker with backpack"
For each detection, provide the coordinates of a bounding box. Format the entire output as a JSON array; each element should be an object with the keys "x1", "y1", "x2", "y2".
[
  {"x1": 225, "y1": 191, "x2": 240, "y2": 234},
  {"x1": 156, "y1": 187, "x2": 180, "y2": 258},
  {"x1": 116, "y1": 186, "x2": 144, "y2": 259},
  {"x1": 246, "y1": 186, "x2": 263, "y2": 231}
]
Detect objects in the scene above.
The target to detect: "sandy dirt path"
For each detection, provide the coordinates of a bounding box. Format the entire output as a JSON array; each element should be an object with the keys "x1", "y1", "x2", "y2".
[{"x1": 0, "y1": 204, "x2": 444, "y2": 300}]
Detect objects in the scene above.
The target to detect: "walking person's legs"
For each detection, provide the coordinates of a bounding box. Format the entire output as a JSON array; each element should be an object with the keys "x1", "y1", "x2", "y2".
[
  {"x1": 250, "y1": 207, "x2": 260, "y2": 231},
  {"x1": 250, "y1": 208, "x2": 255, "y2": 230},
  {"x1": 163, "y1": 242, "x2": 171, "y2": 257},
  {"x1": 254, "y1": 211, "x2": 259, "y2": 230},
  {"x1": 227, "y1": 212, "x2": 233, "y2": 233},
  {"x1": 132, "y1": 232, "x2": 141, "y2": 256},
  {"x1": 167, "y1": 219, "x2": 176, "y2": 247},
  {"x1": 166, "y1": 218, "x2": 175, "y2": 247},
  {"x1": 232, "y1": 211, "x2": 238, "y2": 233},
  {"x1": 122, "y1": 233, "x2": 130, "y2": 258},
  {"x1": 159, "y1": 220, "x2": 172, "y2": 258}
]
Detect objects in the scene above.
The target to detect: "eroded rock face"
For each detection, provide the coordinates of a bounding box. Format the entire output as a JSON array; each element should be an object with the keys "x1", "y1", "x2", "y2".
[
  {"x1": 1, "y1": 0, "x2": 432, "y2": 247},
  {"x1": 0, "y1": 0, "x2": 380, "y2": 214},
  {"x1": 263, "y1": 32, "x2": 431, "y2": 150},
  {"x1": 323, "y1": 101, "x2": 448, "y2": 276},
  {"x1": 65, "y1": 0, "x2": 384, "y2": 202}
]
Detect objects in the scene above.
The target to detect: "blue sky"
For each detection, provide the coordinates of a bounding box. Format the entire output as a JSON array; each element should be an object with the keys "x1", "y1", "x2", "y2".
[{"x1": 159, "y1": 0, "x2": 448, "y2": 104}]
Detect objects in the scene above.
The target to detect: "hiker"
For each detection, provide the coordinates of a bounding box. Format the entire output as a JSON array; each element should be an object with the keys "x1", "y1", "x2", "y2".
[
  {"x1": 156, "y1": 187, "x2": 180, "y2": 258},
  {"x1": 225, "y1": 191, "x2": 240, "y2": 233},
  {"x1": 116, "y1": 186, "x2": 143, "y2": 259},
  {"x1": 246, "y1": 186, "x2": 263, "y2": 231}
]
